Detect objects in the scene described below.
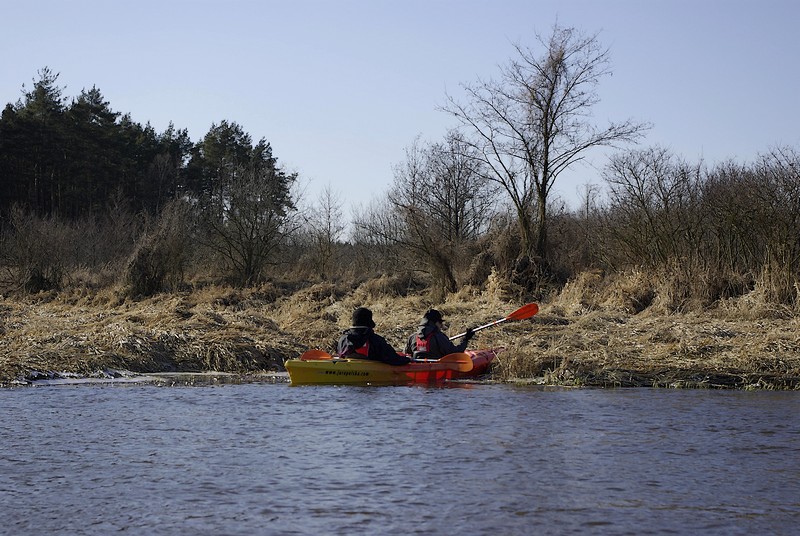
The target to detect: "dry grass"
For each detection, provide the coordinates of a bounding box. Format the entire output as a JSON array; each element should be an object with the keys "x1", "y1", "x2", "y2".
[{"x1": 2, "y1": 271, "x2": 800, "y2": 389}]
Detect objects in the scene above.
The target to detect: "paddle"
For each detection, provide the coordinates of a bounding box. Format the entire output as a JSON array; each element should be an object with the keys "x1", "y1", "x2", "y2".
[
  {"x1": 437, "y1": 352, "x2": 474, "y2": 372},
  {"x1": 449, "y1": 302, "x2": 539, "y2": 341},
  {"x1": 299, "y1": 349, "x2": 333, "y2": 360}
]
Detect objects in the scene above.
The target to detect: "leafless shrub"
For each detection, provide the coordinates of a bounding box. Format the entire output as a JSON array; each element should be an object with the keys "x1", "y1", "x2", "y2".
[
  {"x1": 703, "y1": 147, "x2": 800, "y2": 307},
  {"x1": 196, "y1": 163, "x2": 297, "y2": 286},
  {"x1": 0, "y1": 206, "x2": 75, "y2": 292},
  {"x1": 290, "y1": 185, "x2": 347, "y2": 282},
  {"x1": 123, "y1": 199, "x2": 193, "y2": 297},
  {"x1": 380, "y1": 132, "x2": 497, "y2": 294},
  {"x1": 754, "y1": 247, "x2": 800, "y2": 306},
  {"x1": 350, "y1": 198, "x2": 414, "y2": 280},
  {"x1": 602, "y1": 146, "x2": 706, "y2": 269},
  {"x1": 485, "y1": 214, "x2": 522, "y2": 279},
  {"x1": 462, "y1": 250, "x2": 495, "y2": 288}
]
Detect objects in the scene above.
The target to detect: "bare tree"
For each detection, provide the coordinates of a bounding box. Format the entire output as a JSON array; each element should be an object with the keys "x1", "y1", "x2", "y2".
[
  {"x1": 304, "y1": 184, "x2": 346, "y2": 279},
  {"x1": 602, "y1": 146, "x2": 705, "y2": 269},
  {"x1": 710, "y1": 147, "x2": 800, "y2": 304},
  {"x1": 442, "y1": 24, "x2": 648, "y2": 265},
  {"x1": 350, "y1": 197, "x2": 408, "y2": 279},
  {"x1": 380, "y1": 132, "x2": 496, "y2": 293},
  {"x1": 198, "y1": 162, "x2": 296, "y2": 285}
]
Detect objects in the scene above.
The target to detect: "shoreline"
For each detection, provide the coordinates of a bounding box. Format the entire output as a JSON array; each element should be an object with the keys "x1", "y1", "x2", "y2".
[
  {"x1": 2, "y1": 286, "x2": 800, "y2": 390},
  {"x1": 8, "y1": 370, "x2": 290, "y2": 388},
  {"x1": 8, "y1": 367, "x2": 798, "y2": 390}
]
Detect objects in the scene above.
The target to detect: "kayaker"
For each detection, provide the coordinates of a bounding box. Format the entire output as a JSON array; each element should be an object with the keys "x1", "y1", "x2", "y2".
[
  {"x1": 337, "y1": 307, "x2": 411, "y2": 365},
  {"x1": 404, "y1": 309, "x2": 475, "y2": 360}
]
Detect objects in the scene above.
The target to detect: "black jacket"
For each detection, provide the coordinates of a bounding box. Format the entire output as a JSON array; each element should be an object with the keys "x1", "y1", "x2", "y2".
[
  {"x1": 337, "y1": 327, "x2": 411, "y2": 366},
  {"x1": 404, "y1": 323, "x2": 469, "y2": 359}
]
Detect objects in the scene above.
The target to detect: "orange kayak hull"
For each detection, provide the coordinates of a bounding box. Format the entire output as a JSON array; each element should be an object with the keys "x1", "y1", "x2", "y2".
[{"x1": 285, "y1": 348, "x2": 502, "y2": 386}]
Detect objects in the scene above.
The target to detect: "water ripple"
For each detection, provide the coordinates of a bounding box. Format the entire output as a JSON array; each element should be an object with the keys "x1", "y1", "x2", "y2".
[{"x1": 1, "y1": 385, "x2": 799, "y2": 534}]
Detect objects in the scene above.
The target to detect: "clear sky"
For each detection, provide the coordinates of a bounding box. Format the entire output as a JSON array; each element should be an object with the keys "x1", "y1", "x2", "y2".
[{"x1": 2, "y1": 0, "x2": 799, "y2": 213}]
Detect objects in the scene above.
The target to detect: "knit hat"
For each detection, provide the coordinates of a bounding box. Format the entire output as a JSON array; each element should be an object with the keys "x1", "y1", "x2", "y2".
[
  {"x1": 421, "y1": 309, "x2": 444, "y2": 325},
  {"x1": 352, "y1": 307, "x2": 376, "y2": 328}
]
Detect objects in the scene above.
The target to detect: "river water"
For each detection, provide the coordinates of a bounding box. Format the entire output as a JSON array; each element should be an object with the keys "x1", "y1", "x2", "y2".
[{"x1": 1, "y1": 380, "x2": 799, "y2": 535}]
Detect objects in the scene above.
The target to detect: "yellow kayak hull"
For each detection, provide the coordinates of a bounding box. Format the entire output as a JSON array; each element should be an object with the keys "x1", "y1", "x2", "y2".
[{"x1": 285, "y1": 349, "x2": 500, "y2": 386}]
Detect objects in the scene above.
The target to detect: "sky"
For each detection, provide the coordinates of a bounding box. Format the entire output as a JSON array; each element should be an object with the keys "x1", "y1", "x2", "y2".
[{"x1": 2, "y1": 0, "x2": 799, "y2": 215}]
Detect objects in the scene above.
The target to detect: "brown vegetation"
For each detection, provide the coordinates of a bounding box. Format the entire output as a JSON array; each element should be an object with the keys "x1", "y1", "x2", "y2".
[
  {"x1": 2, "y1": 144, "x2": 800, "y2": 389},
  {"x1": 2, "y1": 271, "x2": 799, "y2": 389}
]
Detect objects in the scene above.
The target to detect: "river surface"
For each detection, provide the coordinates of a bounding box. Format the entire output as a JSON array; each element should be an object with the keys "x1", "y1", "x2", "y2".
[{"x1": 1, "y1": 380, "x2": 799, "y2": 535}]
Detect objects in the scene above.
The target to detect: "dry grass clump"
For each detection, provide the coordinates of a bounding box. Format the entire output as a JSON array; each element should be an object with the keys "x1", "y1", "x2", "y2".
[
  {"x1": 0, "y1": 285, "x2": 300, "y2": 384},
  {"x1": 3, "y1": 269, "x2": 800, "y2": 389},
  {"x1": 548, "y1": 269, "x2": 604, "y2": 315},
  {"x1": 484, "y1": 268, "x2": 525, "y2": 303},
  {"x1": 490, "y1": 304, "x2": 800, "y2": 389},
  {"x1": 598, "y1": 270, "x2": 657, "y2": 313},
  {"x1": 716, "y1": 285, "x2": 796, "y2": 321},
  {"x1": 269, "y1": 282, "x2": 351, "y2": 351},
  {"x1": 487, "y1": 269, "x2": 800, "y2": 389},
  {"x1": 350, "y1": 272, "x2": 427, "y2": 300}
]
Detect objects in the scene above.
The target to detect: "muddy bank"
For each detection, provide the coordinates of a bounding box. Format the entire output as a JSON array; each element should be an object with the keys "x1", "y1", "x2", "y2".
[{"x1": 2, "y1": 284, "x2": 800, "y2": 389}]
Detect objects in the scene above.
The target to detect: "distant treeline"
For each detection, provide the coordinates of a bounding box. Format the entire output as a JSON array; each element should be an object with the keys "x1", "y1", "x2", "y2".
[
  {"x1": 0, "y1": 68, "x2": 287, "y2": 219},
  {"x1": 0, "y1": 68, "x2": 299, "y2": 293},
  {"x1": 2, "y1": 68, "x2": 800, "y2": 311}
]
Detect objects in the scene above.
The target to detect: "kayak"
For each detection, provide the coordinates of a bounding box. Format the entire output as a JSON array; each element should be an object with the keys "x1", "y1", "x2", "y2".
[
  {"x1": 285, "y1": 348, "x2": 500, "y2": 386},
  {"x1": 285, "y1": 348, "x2": 502, "y2": 386}
]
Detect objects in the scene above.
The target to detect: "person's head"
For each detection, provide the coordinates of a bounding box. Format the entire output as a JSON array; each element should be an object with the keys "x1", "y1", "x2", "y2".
[
  {"x1": 351, "y1": 307, "x2": 376, "y2": 328},
  {"x1": 421, "y1": 309, "x2": 444, "y2": 327}
]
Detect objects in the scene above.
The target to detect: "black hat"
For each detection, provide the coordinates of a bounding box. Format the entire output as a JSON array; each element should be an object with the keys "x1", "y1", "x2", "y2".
[
  {"x1": 352, "y1": 307, "x2": 376, "y2": 328},
  {"x1": 422, "y1": 309, "x2": 444, "y2": 324}
]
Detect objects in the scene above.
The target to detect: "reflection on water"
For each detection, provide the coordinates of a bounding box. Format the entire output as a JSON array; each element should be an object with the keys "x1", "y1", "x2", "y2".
[{"x1": 1, "y1": 383, "x2": 799, "y2": 535}]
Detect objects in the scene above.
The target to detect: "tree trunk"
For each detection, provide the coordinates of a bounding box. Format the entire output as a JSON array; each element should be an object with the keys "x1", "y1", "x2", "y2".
[
  {"x1": 516, "y1": 202, "x2": 537, "y2": 259},
  {"x1": 431, "y1": 250, "x2": 458, "y2": 295},
  {"x1": 536, "y1": 188, "x2": 548, "y2": 259}
]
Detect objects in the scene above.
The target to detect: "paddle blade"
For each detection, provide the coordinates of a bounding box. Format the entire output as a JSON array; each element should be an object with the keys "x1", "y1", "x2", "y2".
[
  {"x1": 439, "y1": 352, "x2": 474, "y2": 372},
  {"x1": 505, "y1": 302, "x2": 539, "y2": 321},
  {"x1": 299, "y1": 349, "x2": 333, "y2": 361}
]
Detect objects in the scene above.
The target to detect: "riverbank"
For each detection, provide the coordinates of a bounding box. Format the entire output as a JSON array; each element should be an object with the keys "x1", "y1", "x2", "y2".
[{"x1": 2, "y1": 279, "x2": 800, "y2": 389}]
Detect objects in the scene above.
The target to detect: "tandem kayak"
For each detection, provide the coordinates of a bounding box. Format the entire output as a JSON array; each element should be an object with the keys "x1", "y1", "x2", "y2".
[{"x1": 284, "y1": 348, "x2": 502, "y2": 386}]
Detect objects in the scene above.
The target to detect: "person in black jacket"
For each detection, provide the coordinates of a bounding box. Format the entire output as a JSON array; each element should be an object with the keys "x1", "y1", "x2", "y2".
[
  {"x1": 337, "y1": 307, "x2": 411, "y2": 365},
  {"x1": 404, "y1": 309, "x2": 474, "y2": 360}
]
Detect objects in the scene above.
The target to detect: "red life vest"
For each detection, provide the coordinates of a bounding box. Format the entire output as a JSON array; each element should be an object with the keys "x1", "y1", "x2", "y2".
[
  {"x1": 415, "y1": 332, "x2": 434, "y2": 352},
  {"x1": 354, "y1": 340, "x2": 369, "y2": 357},
  {"x1": 339, "y1": 336, "x2": 371, "y2": 358}
]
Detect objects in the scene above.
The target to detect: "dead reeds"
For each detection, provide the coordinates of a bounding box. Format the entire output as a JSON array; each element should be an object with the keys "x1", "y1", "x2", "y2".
[{"x1": 2, "y1": 270, "x2": 800, "y2": 389}]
